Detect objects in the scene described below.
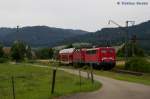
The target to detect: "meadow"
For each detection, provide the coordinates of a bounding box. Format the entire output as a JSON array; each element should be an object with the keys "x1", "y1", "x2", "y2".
[{"x1": 0, "y1": 63, "x2": 101, "y2": 99}]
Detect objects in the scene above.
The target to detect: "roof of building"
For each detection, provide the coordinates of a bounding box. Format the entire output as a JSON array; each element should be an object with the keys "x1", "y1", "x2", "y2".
[
  {"x1": 3, "y1": 47, "x2": 11, "y2": 54},
  {"x1": 59, "y1": 48, "x2": 75, "y2": 54}
]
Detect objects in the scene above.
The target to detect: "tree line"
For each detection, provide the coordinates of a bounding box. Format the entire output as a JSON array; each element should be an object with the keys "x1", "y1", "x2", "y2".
[{"x1": 0, "y1": 41, "x2": 54, "y2": 63}]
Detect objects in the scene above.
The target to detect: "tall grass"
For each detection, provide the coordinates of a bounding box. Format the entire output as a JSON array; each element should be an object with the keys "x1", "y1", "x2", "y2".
[{"x1": 125, "y1": 57, "x2": 150, "y2": 73}]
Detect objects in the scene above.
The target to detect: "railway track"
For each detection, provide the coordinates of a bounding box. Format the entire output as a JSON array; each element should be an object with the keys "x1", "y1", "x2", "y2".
[{"x1": 112, "y1": 69, "x2": 143, "y2": 76}]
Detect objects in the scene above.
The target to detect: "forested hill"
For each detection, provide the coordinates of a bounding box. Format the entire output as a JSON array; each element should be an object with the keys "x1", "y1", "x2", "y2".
[
  {"x1": 61, "y1": 20, "x2": 150, "y2": 51},
  {"x1": 0, "y1": 20, "x2": 150, "y2": 51},
  {"x1": 0, "y1": 26, "x2": 90, "y2": 47}
]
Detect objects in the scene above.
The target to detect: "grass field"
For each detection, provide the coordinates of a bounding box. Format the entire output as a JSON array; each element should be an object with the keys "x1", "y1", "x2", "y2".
[
  {"x1": 36, "y1": 60, "x2": 150, "y2": 86},
  {"x1": 94, "y1": 70, "x2": 150, "y2": 85},
  {"x1": 147, "y1": 57, "x2": 150, "y2": 62},
  {"x1": 0, "y1": 63, "x2": 101, "y2": 99}
]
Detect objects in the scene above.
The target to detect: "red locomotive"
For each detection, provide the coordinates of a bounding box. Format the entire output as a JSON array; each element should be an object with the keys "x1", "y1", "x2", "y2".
[{"x1": 59, "y1": 47, "x2": 116, "y2": 70}]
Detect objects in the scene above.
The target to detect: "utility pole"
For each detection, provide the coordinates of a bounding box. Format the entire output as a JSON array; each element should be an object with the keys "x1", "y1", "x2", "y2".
[
  {"x1": 15, "y1": 25, "x2": 19, "y2": 43},
  {"x1": 125, "y1": 21, "x2": 135, "y2": 60},
  {"x1": 11, "y1": 76, "x2": 16, "y2": 99},
  {"x1": 131, "y1": 35, "x2": 137, "y2": 57},
  {"x1": 125, "y1": 21, "x2": 129, "y2": 61},
  {"x1": 17, "y1": 26, "x2": 19, "y2": 33}
]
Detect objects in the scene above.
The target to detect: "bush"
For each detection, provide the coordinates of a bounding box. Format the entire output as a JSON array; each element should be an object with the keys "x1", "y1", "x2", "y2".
[
  {"x1": 117, "y1": 42, "x2": 145, "y2": 57},
  {"x1": 27, "y1": 60, "x2": 36, "y2": 64},
  {"x1": 117, "y1": 49, "x2": 124, "y2": 57},
  {"x1": 82, "y1": 65, "x2": 89, "y2": 70},
  {"x1": 125, "y1": 57, "x2": 150, "y2": 73},
  {"x1": 0, "y1": 58, "x2": 8, "y2": 63},
  {"x1": 35, "y1": 48, "x2": 54, "y2": 59}
]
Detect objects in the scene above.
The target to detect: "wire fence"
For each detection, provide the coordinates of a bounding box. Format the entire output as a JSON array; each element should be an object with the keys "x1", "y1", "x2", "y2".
[{"x1": 0, "y1": 69, "x2": 95, "y2": 99}]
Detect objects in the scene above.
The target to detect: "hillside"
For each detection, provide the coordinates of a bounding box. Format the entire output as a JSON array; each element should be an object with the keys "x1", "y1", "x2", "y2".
[
  {"x1": 0, "y1": 21, "x2": 150, "y2": 52},
  {"x1": 61, "y1": 20, "x2": 150, "y2": 51},
  {"x1": 0, "y1": 26, "x2": 89, "y2": 47}
]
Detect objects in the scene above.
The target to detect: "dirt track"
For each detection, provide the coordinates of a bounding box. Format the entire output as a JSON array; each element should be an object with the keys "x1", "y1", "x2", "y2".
[{"x1": 57, "y1": 68, "x2": 150, "y2": 99}]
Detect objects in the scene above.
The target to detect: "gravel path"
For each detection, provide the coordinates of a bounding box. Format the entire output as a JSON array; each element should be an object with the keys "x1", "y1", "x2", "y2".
[{"x1": 57, "y1": 68, "x2": 150, "y2": 99}]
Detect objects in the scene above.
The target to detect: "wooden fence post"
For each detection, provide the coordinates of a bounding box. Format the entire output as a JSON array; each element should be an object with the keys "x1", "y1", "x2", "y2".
[
  {"x1": 11, "y1": 76, "x2": 16, "y2": 99},
  {"x1": 79, "y1": 69, "x2": 82, "y2": 90},
  {"x1": 51, "y1": 69, "x2": 57, "y2": 94},
  {"x1": 87, "y1": 71, "x2": 90, "y2": 79},
  {"x1": 90, "y1": 63, "x2": 94, "y2": 84}
]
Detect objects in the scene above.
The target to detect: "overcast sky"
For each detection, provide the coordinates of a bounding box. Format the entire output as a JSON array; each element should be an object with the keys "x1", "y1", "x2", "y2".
[{"x1": 0, "y1": 0, "x2": 149, "y2": 32}]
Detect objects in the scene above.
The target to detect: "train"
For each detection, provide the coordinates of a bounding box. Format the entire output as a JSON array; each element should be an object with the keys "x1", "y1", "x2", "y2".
[{"x1": 59, "y1": 47, "x2": 116, "y2": 70}]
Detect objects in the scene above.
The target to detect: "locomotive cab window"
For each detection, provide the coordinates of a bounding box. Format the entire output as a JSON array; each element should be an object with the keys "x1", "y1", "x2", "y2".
[
  {"x1": 109, "y1": 49, "x2": 114, "y2": 53},
  {"x1": 86, "y1": 50, "x2": 97, "y2": 55},
  {"x1": 101, "y1": 50, "x2": 107, "y2": 54}
]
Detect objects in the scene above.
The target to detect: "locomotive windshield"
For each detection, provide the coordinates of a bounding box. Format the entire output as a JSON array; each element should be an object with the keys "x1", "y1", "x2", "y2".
[
  {"x1": 101, "y1": 49, "x2": 114, "y2": 54},
  {"x1": 109, "y1": 49, "x2": 114, "y2": 53},
  {"x1": 101, "y1": 50, "x2": 107, "y2": 54},
  {"x1": 86, "y1": 50, "x2": 97, "y2": 55}
]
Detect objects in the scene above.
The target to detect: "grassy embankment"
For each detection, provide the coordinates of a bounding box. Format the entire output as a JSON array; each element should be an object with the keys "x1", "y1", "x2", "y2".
[
  {"x1": 94, "y1": 70, "x2": 150, "y2": 85},
  {"x1": 0, "y1": 63, "x2": 101, "y2": 99},
  {"x1": 95, "y1": 57, "x2": 150, "y2": 85},
  {"x1": 35, "y1": 59, "x2": 150, "y2": 85}
]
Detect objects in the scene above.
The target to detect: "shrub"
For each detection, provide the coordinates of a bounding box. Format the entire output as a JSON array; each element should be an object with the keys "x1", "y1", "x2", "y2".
[
  {"x1": 117, "y1": 42, "x2": 145, "y2": 57},
  {"x1": 73, "y1": 63, "x2": 80, "y2": 68},
  {"x1": 27, "y1": 60, "x2": 36, "y2": 64},
  {"x1": 125, "y1": 57, "x2": 150, "y2": 73},
  {"x1": 35, "y1": 48, "x2": 54, "y2": 59},
  {"x1": 0, "y1": 58, "x2": 8, "y2": 63},
  {"x1": 82, "y1": 65, "x2": 89, "y2": 70}
]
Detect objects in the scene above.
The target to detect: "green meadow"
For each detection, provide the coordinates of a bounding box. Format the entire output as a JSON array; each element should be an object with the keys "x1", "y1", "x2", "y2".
[{"x1": 0, "y1": 63, "x2": 101, "y2": 99}]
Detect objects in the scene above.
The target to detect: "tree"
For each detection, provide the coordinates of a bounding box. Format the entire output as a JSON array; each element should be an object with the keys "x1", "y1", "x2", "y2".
[
  {"x1": 0, "y1": 43, "x2": 4, "y2": 58},
  {"x1": 26, "y1": 45, "x2": 32, "y2": 60},
  {"x1": 35, "y1": 48, "x2": 54, "y2": 59},
  {"x1": 49, "y1": 48, "x2": 54, "y2": 59},
  {"x1": 0, "y1": 43, "x2": 9, "y2": 63},
  {"x1": 53, "y1": 49, "x2": 59, "y2": 60},
  {"x1": 36, "y1": 48, "x2": 52, "y2": 59},
  {"x1": 11, "y1": 41, "x2": 26, "y2": 62},
  {"x1": 66, "y1": 44, "x2": 73, "y2": 48},
  {"x1": 117, "y1": 41, "x2": 145, "y2": 57}
]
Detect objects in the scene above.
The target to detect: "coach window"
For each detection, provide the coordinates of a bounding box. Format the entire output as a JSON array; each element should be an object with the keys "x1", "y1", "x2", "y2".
[
  {"x1": 75, "y1": 49, "x2": 79, "y2": 52},
  {"x1": 86, "y1": 50, "x2": 97, "y2": 55}
]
